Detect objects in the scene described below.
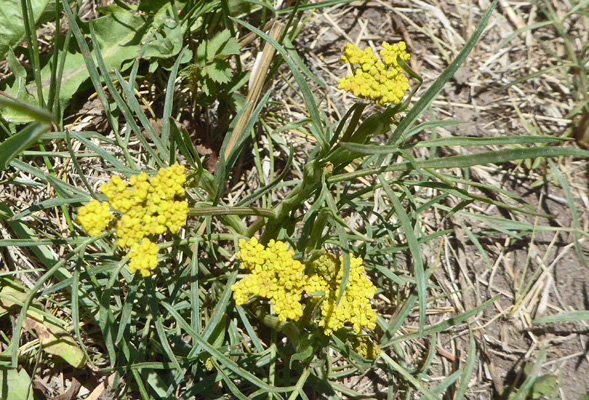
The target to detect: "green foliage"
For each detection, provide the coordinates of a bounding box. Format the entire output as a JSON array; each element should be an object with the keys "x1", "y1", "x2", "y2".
[
  {"x1": 0, "y1": 367, "x2": 33, "y2": 400},
  {"x1": 502, "y1": 353, "x2": 559, "y2": 400},
  {"x1": 1, "y1": 2, "x2": 183, "y2": 124},
  {"x1": 183, "y1": 29, "x2": 243, "y2": 106},
  {"x1": 1, "y1": 0, "x2": 588, "y2": 398},
  {"x1": 0, "y1": 122, "x2": 48, "y2": 171},
  {"x1": 0, "y1": 0, "x2": 56, "y2": 60}
]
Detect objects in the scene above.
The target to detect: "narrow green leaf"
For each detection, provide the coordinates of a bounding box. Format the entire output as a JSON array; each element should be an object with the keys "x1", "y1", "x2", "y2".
[
  {"x1": 385, "y1": 0, "x2": 498, "y2": 149},
  {"x1": 230, "y1": 18, "x2": 327, "y2": 149},
  {"x1": 0, "y1": 123, "x2": 48, "y2": 171},
  {"x1": 162, "y1": 47, "x2": 189, "y2": 150},
  {"x1": 548, "y1": 160, "x2": 588, "y2": 268},
  {"x1": 412, "y1": 135, "x2": 567, "y2": 147},
  {"x1": 381, "y1": 295, "x2": 499, "y2": 348},
  {"x1": 454, "y1": 327, "x2": 477, "y2": 400},
  {"x1": 330, "y1": 147, "x2": 589, "y2": 184},
  {"x1": 379, "y1": 177, "x2": 426, "y2": 335},
  {"x1": 534, "y1": 310, "x2": 589, "y2": 324},
  {"x1": 380, "y1": 353, "x2": 439, "y2": 400},
  {"x1": 162, "y1": 302, "x2": 296, "y2": 393}
]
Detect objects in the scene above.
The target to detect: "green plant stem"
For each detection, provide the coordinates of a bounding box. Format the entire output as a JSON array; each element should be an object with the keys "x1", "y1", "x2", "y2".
[
  {"x1": 189, "y1": 206, "x2": 275, "y2": 219},
  {"x1": 260, "y1": 159, "x2": 324, "y2": 243},
  {"x1": 21, "y1": 0, "x2": 45, "y2": 108},
  {"x1": 287, "y1": 366, "x2": 311, "y2": 400},
  {"x1": 249, "y1": 302, "x2": 301, "y2": 347}
]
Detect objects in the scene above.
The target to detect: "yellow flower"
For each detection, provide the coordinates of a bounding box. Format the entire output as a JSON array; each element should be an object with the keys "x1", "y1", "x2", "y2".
[
  {"x1": 232, "y1": 238, "x2": 306, "y2": 322},
  {"x1": 338, "y1": 41, "x2": 410, "y2": 106},
  {"x1": 232, "y1": 239, "x2": 378, "y2": 335},
  {"x1": 128, "y1": 238, "x2": 159, "y2": 277},
  {"x1": 75, "y1": 200, "x2": 113, "y2": 237},
  {"x1": 306, "y1": 253, "x2": 377, "y2": 335},
  {"x1": 76, "y1": 163, "x2": 188, "y2": 276}
]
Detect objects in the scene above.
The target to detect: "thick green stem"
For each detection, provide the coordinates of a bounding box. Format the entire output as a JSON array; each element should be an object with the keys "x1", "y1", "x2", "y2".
[
  {"x1": 250, "y1": 303, "x2": 301, "y2": 347},
  {"x1": 260, "y1": 159, "x2": 324, "y2": 243}
]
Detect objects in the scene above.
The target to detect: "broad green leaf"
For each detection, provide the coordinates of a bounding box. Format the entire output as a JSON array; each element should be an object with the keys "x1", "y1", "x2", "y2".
[
  {"x1": 0, "y1": 367, "x2": 34, "y2": 400},
  {"x1": 26, "y1": 317, "x2": 85, "y2": 368},
  {"x1": 0, "y1": 0, "x2": 52, "y2": 60},
  {"x1": 0, "y1": 51, "x2": 40, "y2": 123},
  {"x1": 2, "y1": 3, "x2": 183, "y2": 123}
]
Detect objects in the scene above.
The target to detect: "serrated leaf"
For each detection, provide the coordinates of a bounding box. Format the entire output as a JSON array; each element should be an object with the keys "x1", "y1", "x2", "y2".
[
  {"x1": 206, "y1": 30, "x2": 232, "y2": 61},
  {"x1": 205, "y1": 59, "x2": 233, "y2": 83}
]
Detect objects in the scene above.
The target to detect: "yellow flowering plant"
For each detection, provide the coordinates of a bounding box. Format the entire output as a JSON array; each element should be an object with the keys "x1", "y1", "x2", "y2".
[
  {"x1": 75, "y1": 163, "x2": 188, "y2": 277},
  {"x1": 338, "y1": 41, "x2": 411, "y2": 106},
  {"x1": 10, "y1": 1, "x2": 564, "y2": 398},
  {"x1": 231, "y1": 237, "x2": 379, "y2": 361}
]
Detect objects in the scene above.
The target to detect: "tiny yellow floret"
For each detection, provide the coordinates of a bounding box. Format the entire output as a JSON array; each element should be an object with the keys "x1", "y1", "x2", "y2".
[
  {"x1": 75, "y1": 200, "x2": 113, "y2": 237},
  {"x1": 338, "y1": 41, "x2": 410, "y2": 106}
]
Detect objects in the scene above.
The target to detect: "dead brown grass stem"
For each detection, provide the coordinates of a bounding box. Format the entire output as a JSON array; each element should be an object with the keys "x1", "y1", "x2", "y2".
[{"x1": 224, "y1": 22, "x2": 285, "y2": 161}]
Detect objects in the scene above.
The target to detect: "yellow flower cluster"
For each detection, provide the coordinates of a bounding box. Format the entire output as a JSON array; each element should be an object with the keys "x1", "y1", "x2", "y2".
[
  {"x1": 128, "y1": 238, "x2": 159, "y2": 276},
  {"x1": 338, "y1": 41, "x2": 410, "y2": 106},
  {"x1": 352, "y1": 335, "x2": 381, "y2": 360},
  {"x1": 307, "y1": 253, "x2": 377, "y2": 335},
  {"x1": 75, "y1": 163, "x2": 188, "y2": 277},
  {"x1": 232, "y1": 239, "x2": 377, "y2": 335},
  {"x1": 75, "y1": 200, "x2": 113, "y2": 237},
  {"x1": 100, "y1": 164, "x2": 188, "y2": 247},
  {"x1": 232, "y1": 238, "x2": 306, "y2": 322}
]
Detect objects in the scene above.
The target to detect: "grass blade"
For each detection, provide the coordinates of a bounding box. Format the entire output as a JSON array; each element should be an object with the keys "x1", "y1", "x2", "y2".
[
  {"x1": 0, "y1": 122, "x2": 47, "y2": 171},
  {"x1": 385, "y1": 0, "x2": 498, "y2": 149},
  {"x1": 379, "y1": 176, "x2": 426, "y2": 335}
]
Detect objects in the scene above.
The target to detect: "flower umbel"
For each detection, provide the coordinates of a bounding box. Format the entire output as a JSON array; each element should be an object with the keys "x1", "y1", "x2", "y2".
[
  {"x1": 232, "y1": 239, "x2": 377, "y2": 335},
  {"x1": 338, "y1": 41, "x2": 410, "y2": 106},
  {"x1": 306, "y1": 253, "x2": 377, "y2": 335},
  {"x1": 75, "y1": 163, "x2": 188, "y2": 277},
  {"x1": 232, "y1": 238, "x2": 306, "y2": 322},
  {"x1": 75, "y1": 200, "x2": 113, "y2": 237}
]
